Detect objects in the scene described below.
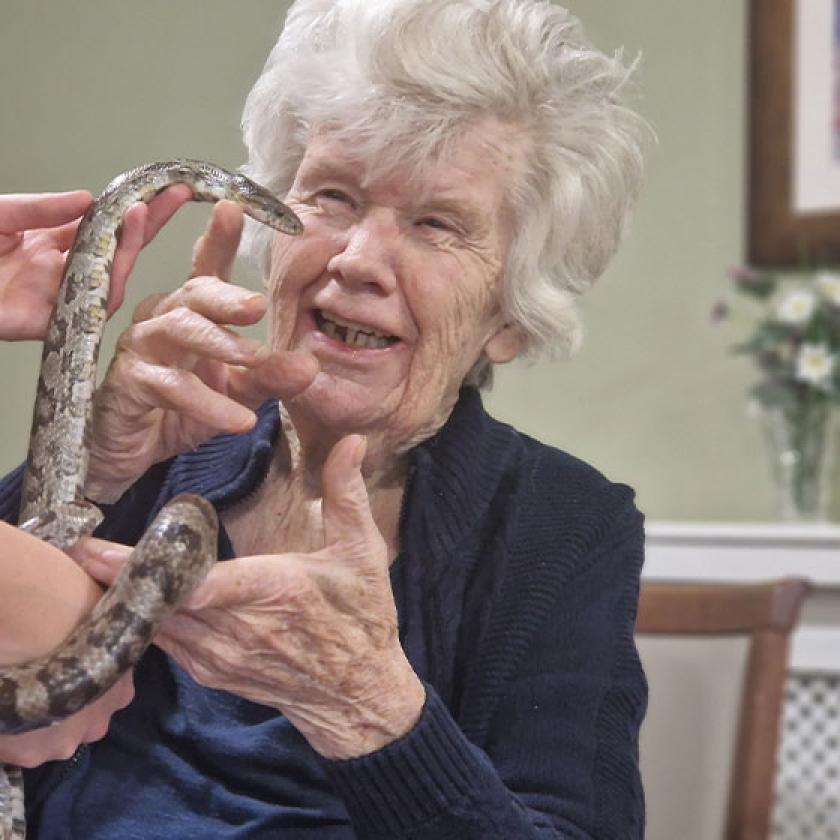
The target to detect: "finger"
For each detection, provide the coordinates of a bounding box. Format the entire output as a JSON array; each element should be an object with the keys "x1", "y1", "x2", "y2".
[
  {"x1": 68, "y1": 536, "x2": 133, "y2": 585},
  {"x1": 159, "y1": 610, "x2": 213, "y2": 637},
  {"x1": 178, "y1": 561, "x2": 252, "y2": 611},
  {"x1": 51, "y1": 217, "x2": 85, "y2": 252},
  {"x1": 178, "y1": 556, "x2": 289, "y2": 611},
  {"x1": 132, "y1": 276, "x2": 267, "y2": 326},
  {"x1": 152, "y1": 631, "x2": 190, "y2": 670},
  {"x1": 122, "y1": 307, "x2": 269, "y2": 368},
  {"x1": 126, "y1": 358, "x2": 259, "y2": 433},
  {"x1": 0, "y1": 214, "x2": 80, "y2": 260},
  {"x1": 0, "y1": 230, "x2": 23, "y2": 257},
  {"x1": 131, "y1": 291, "x2": 168, "y2": 324},
  {"x1": 0, "y1": 671, "x2": 137, "y2": 766},
  {"x1": 82, "y1": 673, "x2": 135, "y2": 743},
  {"x1": 108, "y1": 202, "x2": 149, "y2": 314},
  {"x1": 190, "y1": 201, "x2": 244, "y2": 281},
  {"x1": 109, "y1": 187, "x2": 192, "y2": 316},
  {"x1": 226, "y1": 350, "x2": 319, "y2": 409},
  {"x1": 0, "y1": 190, "x2": 92, "y2": 235},
  {"x1": 153, "y1": 628, "x2": 223, "y2": 690},
  {"x1": 142, "y1": 184, "x2": 193, "y2": 244},
  {"x1": 321, "y1": 435, "x2": 379, "y2": 550},
  {"x1": 0, "y1": 727, "x2": 83, "y2": 767}
]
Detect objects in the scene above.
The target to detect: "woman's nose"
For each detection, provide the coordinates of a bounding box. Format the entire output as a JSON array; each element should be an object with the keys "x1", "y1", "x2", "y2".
[{"x1": 327, "y1": 217, "x2": 398, "y2": 293}]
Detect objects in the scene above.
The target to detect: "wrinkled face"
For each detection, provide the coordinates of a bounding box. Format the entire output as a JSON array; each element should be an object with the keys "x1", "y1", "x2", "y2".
[{"x1": 266, "y1": 118, "x2": 524, "y2": 452}]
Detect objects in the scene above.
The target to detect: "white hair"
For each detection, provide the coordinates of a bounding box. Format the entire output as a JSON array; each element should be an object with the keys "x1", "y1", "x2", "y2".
[{"x1": 241, "y1": 0, "x2": 648, "y2": 384}]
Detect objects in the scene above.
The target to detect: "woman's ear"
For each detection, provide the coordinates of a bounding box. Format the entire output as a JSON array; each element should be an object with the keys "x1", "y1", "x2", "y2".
[{"x1": 484, "y1": 323, "x2": 525, "y2": 364}]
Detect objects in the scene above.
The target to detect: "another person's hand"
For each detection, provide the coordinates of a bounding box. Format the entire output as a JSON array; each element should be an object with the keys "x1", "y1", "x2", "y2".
[
  {"x1": 0, "y1": 673, "x2": 134, "y2": 767},
  {"x1": 0, "y1": 524, "x2": 135, "y2": 766},
  {"x1": 0, "y1": 188, "x2": 191, "y2": 341},
  {"x1": 82, "y1": 436, "x2": 426, "y2": 760},
  {"x1": 85, "y1": 201, "x2": 317, "y2": 503}
]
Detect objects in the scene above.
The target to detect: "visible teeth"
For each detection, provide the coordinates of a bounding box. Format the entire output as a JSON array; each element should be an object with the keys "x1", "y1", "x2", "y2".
[
  {"x1": 322, "y1": 311, "x2": 389, "y2": 339},
  {"x1": 344, "y1": 329, "x2": 391, "y2": 349},
  {"x1": 318, "y1": 310, "x2": 396, "y2": 349}
]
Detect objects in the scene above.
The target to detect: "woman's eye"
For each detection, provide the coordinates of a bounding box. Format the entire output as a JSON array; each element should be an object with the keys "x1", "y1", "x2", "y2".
[
  {"x1": 418, "y1": 217, "x2": 453, "y2": 232},
  {"x1": 317, "y1": 189, "x2": 353, "y2": 206}
]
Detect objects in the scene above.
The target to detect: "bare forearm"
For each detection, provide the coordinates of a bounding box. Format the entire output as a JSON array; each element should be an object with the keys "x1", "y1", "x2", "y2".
[{"x1": 0, "y1": 521, "x2": 101, "y2": 664}]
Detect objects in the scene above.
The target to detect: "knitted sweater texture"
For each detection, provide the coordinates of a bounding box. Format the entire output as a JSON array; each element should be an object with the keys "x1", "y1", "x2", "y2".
[{"x1": 0, "y1": 388, "x2": 647, "y2": 838}]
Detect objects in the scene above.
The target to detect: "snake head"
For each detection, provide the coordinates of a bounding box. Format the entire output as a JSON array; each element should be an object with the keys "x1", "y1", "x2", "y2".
[{"x1": 226, "y1": 174, "x2": 303, "y2": 236}]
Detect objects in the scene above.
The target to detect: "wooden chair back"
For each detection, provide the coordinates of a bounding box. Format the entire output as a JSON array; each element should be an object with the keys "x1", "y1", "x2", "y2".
[{"x1": 636, "y1": 578, "x2": 810, "y2": 840}]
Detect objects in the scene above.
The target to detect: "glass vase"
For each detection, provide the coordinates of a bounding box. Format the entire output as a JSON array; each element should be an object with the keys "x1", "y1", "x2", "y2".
[{"x1": 760, "y1": 397, "x2": 838, "y2": 522}]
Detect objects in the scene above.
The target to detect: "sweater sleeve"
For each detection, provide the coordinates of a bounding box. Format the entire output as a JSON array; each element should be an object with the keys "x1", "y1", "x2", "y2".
[
  {"x1": 322, "y1": 496, "x2": 647, "y2": 839},
  {"x1": 0, "y1": 463, "x2": 25, "y2": 524},
  {"x1": 324, "y1": 682, "x2": 546, "y2": 839}
]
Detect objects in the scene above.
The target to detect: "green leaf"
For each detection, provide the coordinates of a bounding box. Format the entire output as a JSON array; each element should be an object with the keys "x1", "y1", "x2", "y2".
[{"x1": 734, "y1": 276, "x2": 776, "y2": 299}]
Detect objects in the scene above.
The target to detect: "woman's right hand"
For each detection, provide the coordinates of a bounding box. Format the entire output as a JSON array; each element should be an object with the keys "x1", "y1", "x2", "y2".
[{"x1": 85, "y1": 201, "x2": 318, "y2": 503}]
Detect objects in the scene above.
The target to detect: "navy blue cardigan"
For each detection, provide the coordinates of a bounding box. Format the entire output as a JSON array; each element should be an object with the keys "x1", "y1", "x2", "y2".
[{"x1": 0, "y1": 388, "x2": 647, "y2": 838}]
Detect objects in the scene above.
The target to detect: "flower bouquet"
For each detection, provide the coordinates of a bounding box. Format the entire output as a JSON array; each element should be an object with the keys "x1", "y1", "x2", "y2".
[{"x1": 715, "y1": 267, "x2": 840, "y2": 520}]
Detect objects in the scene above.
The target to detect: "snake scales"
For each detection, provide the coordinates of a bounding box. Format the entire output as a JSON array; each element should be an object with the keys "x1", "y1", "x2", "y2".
[{"x1": 0, "y1": 160, "x2": 302, "y2": 839}]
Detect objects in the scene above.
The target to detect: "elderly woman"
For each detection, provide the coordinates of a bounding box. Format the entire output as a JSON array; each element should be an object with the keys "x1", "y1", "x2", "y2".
[{"x1": 0, "y1": 0, "x2": 647, "y2": 837}]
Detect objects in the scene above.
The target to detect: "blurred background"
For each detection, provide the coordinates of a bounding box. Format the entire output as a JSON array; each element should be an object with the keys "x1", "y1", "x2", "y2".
[
  {"x1": 3, "y1": 3, "x2": 840, "y2": 839},
  {"x1": 0, "y1": 0, "x2": 761, "y2": 520}
]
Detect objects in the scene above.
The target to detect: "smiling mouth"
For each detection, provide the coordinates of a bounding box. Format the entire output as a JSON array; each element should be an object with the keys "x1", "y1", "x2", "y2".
[{"x1": 314, "y1": 310, "x2": 399, "y2": 350}]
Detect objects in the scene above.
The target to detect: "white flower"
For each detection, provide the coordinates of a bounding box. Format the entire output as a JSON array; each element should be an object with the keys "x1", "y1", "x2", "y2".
[
  {"x1": 816, "y1": 270, "x2": 840, "y2": 306},
  {"x1": 775, "y1": 288, "x2": 817, "y2": 324},
  {"x1": 795, "y1": 343, "x2": 835, "y2": 387}
]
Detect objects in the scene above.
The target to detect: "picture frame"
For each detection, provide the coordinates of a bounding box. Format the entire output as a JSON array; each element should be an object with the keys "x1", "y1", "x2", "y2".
[{"x1": 749, "y1": 0, "x2": 840, "y2": 266}]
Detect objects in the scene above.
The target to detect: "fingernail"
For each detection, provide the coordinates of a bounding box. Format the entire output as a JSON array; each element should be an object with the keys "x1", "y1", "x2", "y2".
[{"x1": 100, "y1": 548, "x2": 130, "y2": 563}]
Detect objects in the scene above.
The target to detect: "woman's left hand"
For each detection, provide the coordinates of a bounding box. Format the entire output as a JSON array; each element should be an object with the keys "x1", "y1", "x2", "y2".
[{"x1": 80, "y1": 435, "x2": 426, "y2": 760}]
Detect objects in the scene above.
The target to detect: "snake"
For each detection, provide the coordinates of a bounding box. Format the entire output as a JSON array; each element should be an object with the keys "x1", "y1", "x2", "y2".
[{"x1": 0, "y1": 160, "x2": 303, "y2": 840}]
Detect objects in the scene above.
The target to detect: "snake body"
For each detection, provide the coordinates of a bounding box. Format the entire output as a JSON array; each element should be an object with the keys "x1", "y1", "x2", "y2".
[{"x1": 0, "y1": 161, "x2": 302, "y2": 839}]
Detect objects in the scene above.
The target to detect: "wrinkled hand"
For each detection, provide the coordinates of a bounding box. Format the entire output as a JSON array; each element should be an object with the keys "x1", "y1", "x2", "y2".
[
  {"x1": 0, "y1": 187, "x2": 191, "y2": 341},
  {"x1": 0, "y1": 525, "x2": 135, "y2": 766},
  {"x1": 82, "y1": 436, "x2": 425, "y2": 760},
  {"x1": 85, "y1": 201, "x2": 318, "y2": 503}
]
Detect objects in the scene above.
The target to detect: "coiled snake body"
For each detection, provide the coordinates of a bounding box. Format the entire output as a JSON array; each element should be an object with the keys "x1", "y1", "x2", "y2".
[{"x1": 0, "y1": 161, "x2": 302, "y2": 839}]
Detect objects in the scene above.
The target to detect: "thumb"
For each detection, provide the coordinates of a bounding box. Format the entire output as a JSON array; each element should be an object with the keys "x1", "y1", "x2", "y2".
[
  {"x1": 68, "y1": 537, "x2": 133, "y2": 586},
  {"x1": 180, "y1": 556, "x2": 277, "y2": 610},
  {"x1": 321, "y1": 434, "x2": 376, "y2": 549},
  {"x1": 0, "y1": 191, "x2": 92, "y2": 235}
]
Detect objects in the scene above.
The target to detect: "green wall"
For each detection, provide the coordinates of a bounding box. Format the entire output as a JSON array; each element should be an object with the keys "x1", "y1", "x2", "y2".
[{"x1": 1, "y1": 1, "x2": 779, "y2": 521}]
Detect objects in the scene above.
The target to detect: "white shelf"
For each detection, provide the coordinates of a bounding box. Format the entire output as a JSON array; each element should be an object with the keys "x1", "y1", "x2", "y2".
[
  {"x1": 643, "y1": 521, "x2": 840, "y2": 672},
  {"x1": 644, "y1": 521, "x2": 840, "y2": 587}
]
